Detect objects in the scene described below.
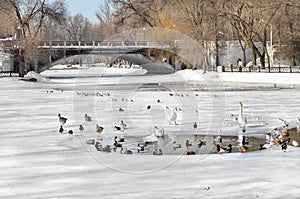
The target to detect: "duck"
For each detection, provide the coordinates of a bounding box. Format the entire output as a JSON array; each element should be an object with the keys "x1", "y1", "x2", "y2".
[
  {"x1": 147, "y1": 105, "x2": 151, "y2": 110},
  {"x1": 79, "y1": 124, "x2": 84, "y2": 132},
  {"x1": 239, "y1": 145, "x2": 247, "y2": 153},
  {"x1": 120, "y1": 148, "x2": 133, "y2": 154},
  {"x1": 113, "y1": 141, "x2": 122, "y2": 147},
  {"x1": 260, "y1": 143, "x2": 274, "y2": 150},
  {"x1": 292, "y1": 140, "x2": 299, "y2": 147},
  {"x1": 238, "y1": 102, "x2": 247, "y2": 128},
  {"x1": 281, "y1": 142, "x2": 288, "y2": 151},
  {"x1": 96, "y1": 124, "x2": 104, "y2": 133},
  {"x1": 84, "y1": 114, "x2": 92, "y2": 122},
  {"x1": 68, "y1": 130, "x2": 73, "y2": 135},
  {"x1": 279, "y1": 118, "x2": 288, "y2": 129},
  {"x1": 193, "y1": 122, "x2": 198, "y2": 129},
  {"x1": 59, "y1": 125, "x2": 64, "y2": 133},
  {"x1": 58, "y1": 114, "x2": 67, "y2": 125},
  {"x1": 114, "y1": 125, "x2": 123, "y2": 131},
  {"x1": 186, "y1": 151, "x2": 196, "y2": 155},
  {"x1": 153, "y1": 148, "x2": 163, "y2": 155},
  {"x1": 215, "y1": 144, "x2": 225, "y2": 154},
  {"x1": 221, "y1": 144, "x2": 233, "y2": 153},
  {"x1": 154, "y1": 126, "x2": 164, "y2": 137},
  {"x1": 214, "y1": 135, "x2": 222, "y2": 144},
  {"x1": 172, "y1": 141, "x2": 181, "y2": 150},
  {"x1": 137, "y1": 144, "x2": 145, "y2": 152},
  {"x1": 94, "y1": 141, "x2": 103, "y2": 151},
  {"x1": 114, "y1": 136, "x2": 125, "y2": 142},
  {"x1": 169, "y1": 108, "x2": 177, "y2": 125},
  {"x1": 120, "y1": 120, "x2": 127, "y2": 129},
  {"x1": 119, "y1": 107, "x2": 124, "y2": 112}
]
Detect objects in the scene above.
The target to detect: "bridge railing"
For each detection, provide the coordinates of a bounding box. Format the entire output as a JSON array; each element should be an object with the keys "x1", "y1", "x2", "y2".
[{"x1": 39, "y1": 40, "x2": 170, "y2": 49}]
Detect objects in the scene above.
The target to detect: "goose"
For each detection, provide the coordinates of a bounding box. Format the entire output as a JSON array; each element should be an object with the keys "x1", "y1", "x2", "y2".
[
  {"x1": 169, "y1": 108, "x2": 177, "y2": 125},
  {"x1": 172, "y1": 141, "x2": 181, "y2": 150},
  {"x1": 137, "y1": 144, "x2": 145, "y2": 152},
  {"x1": 292, "y1": 140, "x2": 299, "y2": 147},
  {"x1": 96, "y1": 124, "x2": 104, "y2": 133},
  {"x1": 238, "y1": 102, "x2": 247, "y2": 128},
  {"x1": 58, "y1": 114, "x2": 67, "y2": 125},
  {"x1": 79, "y1": 124, "x2": 84, "y2": 132},
  {"x1": 59, "y1": 125, "x2": 64, "y2": 133},
  {"x1": 120, "y1": 120, "x2": 127, "y2": 129},
  {"x1": 84, "y1": 114, "x2": 92, "y2": 122},
  {"x1": 114, "y1": 136, "x2": 125, "y2": 142}
]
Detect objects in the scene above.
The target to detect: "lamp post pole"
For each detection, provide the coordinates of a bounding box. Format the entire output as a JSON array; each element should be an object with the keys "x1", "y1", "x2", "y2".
[
  {"x1": 270, "y1": 24, "x2": 273, "y2": 68},
  {"x1": 143, "y1": 27, "x2": 146, "y2": 44}
]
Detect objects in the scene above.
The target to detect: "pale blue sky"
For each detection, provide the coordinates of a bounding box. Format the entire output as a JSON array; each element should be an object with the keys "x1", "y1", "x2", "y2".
[{"x1": 65, "y1": 0, "x2": 104, "y2": 23}]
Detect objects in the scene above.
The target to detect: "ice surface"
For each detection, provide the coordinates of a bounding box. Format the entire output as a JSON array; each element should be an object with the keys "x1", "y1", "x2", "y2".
[{"x1": 1, "y1": 70, "x2": 300, "y2": 198}]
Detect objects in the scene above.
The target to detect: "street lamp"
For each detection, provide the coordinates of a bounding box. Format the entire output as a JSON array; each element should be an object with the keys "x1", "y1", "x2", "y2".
[
  {"x1": 261, "y1": 19, "x2": 273, "y2": 68},
  {"x1": 142, "y1": 27, "x2": 146, "y2": 44}
]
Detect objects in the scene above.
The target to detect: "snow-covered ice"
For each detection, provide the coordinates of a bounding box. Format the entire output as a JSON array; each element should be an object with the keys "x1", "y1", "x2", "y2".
[{"x1": 1, "y1": 70, "x2": 300, "y2": 198}]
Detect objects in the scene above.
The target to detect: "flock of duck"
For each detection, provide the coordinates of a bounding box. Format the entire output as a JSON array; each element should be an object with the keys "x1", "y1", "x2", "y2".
[{"x1": 57, "y1": 98, "x2": 300, "y2": 156}]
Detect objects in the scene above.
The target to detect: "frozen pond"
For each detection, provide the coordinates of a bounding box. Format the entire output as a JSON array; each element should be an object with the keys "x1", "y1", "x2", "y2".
[{"x1": 1, "y1": 73, "x2": 300, "y2": 198}]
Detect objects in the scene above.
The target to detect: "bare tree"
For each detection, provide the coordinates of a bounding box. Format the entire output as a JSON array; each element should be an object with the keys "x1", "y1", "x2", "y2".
[{"x1": 65, "y1": 14, "x2": 90, "y2": 41}]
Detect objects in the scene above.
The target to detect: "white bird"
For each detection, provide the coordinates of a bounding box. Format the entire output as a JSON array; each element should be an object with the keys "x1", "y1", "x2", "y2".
[
  {"x1": 238, "y1": 102, "x2": 247, "y2": 128},
  {"x1": 169, "y1": 108, "x2": 177, "y2": 125},
  {"x1": 292, "y1": 140, "x2": 299, "y2": 147},
  {"x1": 144, "y1": 133, "x2": 158, "y2": 144}
]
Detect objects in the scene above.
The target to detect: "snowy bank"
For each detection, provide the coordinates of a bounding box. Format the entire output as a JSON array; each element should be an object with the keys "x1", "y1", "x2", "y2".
[{"x1": 175, "y1": 69, "x2": 300, "y2": 85}]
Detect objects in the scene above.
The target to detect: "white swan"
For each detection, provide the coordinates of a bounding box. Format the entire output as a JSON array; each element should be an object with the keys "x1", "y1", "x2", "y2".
[
  {"x1": 144, "y1": 133, "x2": 158, "y2": 144},
  {"x1": 238, "y1": 102, "x2": 247, "y2": 128},
  {"x1": 169, "y1": 108, "x2": 177, "y2": 125}
]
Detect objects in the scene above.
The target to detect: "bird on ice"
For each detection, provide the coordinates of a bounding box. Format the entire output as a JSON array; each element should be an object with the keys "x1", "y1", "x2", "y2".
[{"x1": 58, "y1": 114, "x2": 67, "y2": 125}]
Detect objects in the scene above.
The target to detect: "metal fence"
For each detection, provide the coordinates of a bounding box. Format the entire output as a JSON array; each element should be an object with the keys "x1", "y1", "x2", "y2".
[{"x1": 221, "y1": 65, "x2": 300, "y2": 73}]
